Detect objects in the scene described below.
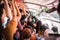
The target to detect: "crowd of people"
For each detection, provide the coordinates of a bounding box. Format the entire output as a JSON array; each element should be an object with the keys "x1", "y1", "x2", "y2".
[{"x1": 0, "y1": 0, "x2": 60, "y2": 40}]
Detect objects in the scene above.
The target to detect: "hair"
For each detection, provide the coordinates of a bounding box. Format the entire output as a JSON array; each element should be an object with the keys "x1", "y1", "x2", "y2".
[
  {"x1": 52, "y1": 27, "x2": 58, "y2": 33},
  {"x1": 36, "y1": 20, "x2": 42, "y2": 33}
]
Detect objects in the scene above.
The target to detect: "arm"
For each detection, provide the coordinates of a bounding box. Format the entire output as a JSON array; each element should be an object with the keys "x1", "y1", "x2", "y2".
[
  {"x1": 18, "y1": 21, "x2": 23, "y2": 30},
  {"x1": 11, "y1": 0, "x2": 17, "y2": 22},
  {"x1": 3, "y1": 0, "x2": 18, "y2": 40},
  {"x1": 14, "y1": 2, "x2": 21, "y2": 21},
  {"x1": 4, "y1": 0, "x2": 12, "y2": 18},
  {"x1": 19, "y1": 1, "x2": 26, "y2": 15},
  {"x1": 21, "y1": 2, "x2": 26, "y2": 15}
]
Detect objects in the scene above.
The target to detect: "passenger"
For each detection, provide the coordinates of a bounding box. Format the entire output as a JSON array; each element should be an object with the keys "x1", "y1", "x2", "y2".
[
  {"x1": 2, "y1": 0, "x2": 21, "y2": 40},
  {"x1": 36, "y1": 25, "x2": 48, "y2": 40},
  {"x1": 51, "y1": 27, "x2": 58, "y2": 34},
  {"x1": 43, "y1": 26, "x2": 49, "y2": 40}
]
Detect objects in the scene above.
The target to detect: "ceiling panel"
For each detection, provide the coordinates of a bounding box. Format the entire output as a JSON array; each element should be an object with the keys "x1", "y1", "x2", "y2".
[{"x1": 24, "y1": 0, "x2": 59, "y2": 9}]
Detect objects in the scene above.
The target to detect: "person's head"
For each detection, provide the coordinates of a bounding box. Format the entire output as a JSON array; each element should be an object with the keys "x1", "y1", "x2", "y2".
[
  {"x1": 37, "y1": 20, "x2": 42, "y2": 25},
  {"x1": 51, "y1": 27, "x2": 58, "y2": 33},
  {"x1": 36, "y1": 20, "x2": 42, "y2": 33},
  {"x1": 23, "y1": 26, "x2": 32, "y2": 39},
  {"x1": 38, "y1": 25, "x2": 48, "y2": 35}
]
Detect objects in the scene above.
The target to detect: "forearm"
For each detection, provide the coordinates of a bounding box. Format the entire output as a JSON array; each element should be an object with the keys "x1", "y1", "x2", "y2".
[
  {"x1": 15, "y1": 2, "x2": 21, "y2": 21},
  {"x1": 20, "y1": 2, "x2": 26, "y2": 15},
  {"x1": 4, "y1": 0, "x2": 12, "y2": 18},
  {"x1": 11, "y1": 1, "x2": 17, "y2": 17},
  {"x1": 10, "y1": 0, "x2": 18, "y2": 22}
]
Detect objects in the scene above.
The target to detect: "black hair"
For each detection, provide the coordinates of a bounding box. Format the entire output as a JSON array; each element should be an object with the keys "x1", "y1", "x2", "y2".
[
  {"x1": 36, "y1": 20, "x2": 42, "y2": 33},
  {"x1": 57, "y1": 2, "x2": 60, "y2": 15},
  {"x1": 52, "y1": 27, "x2": 58, "y2": 33}
]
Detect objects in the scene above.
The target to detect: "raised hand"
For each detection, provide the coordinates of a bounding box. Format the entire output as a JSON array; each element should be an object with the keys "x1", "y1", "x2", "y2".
[
  {"x1": 15, "y1": 1, "x2": 21, "y2": 21},
  {"x1": 11, "y1": 0, "x2": 15, "y2": 4},
  {"x1": 4, "y1": 0, "x2": 8, "y2": 4},
  {"x1": 4, "y1": 0, "x2": 12, "y2": 20}
]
